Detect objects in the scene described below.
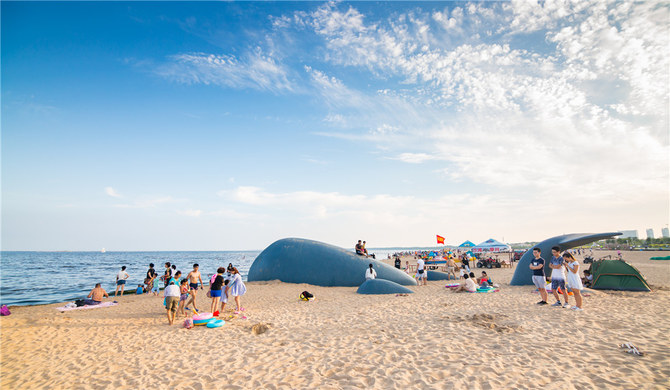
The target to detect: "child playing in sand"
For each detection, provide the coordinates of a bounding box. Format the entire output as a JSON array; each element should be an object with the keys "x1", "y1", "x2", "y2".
[
  {"x1": 563, "y1": 252, "x2": 584, "y2": 311},
  {"x1": 228, "y1": 267, "x2": 247, "y2": 313}
]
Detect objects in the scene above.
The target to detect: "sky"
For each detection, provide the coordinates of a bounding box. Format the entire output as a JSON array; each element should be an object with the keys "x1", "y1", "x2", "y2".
[{"x1": 2, "y1": 1, "x2": 669, "y2": 251}]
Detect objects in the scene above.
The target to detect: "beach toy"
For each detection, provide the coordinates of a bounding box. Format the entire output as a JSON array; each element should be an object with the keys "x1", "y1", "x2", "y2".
[
  {"x1": 445, "y1": 283, "x2": 460, "y2": 288},
  {"x1": 475, "y1": 287, "x2": 497, "y2": 293},
  {"x1": 206, "y1": 319, "x2": 225, "y2": 328},
  {"x1": 183, "y1": 318, "x2": 193, "y2": 329},
  {"x1": 193, "y1": 312, "x2": 214, "y2": 326}
]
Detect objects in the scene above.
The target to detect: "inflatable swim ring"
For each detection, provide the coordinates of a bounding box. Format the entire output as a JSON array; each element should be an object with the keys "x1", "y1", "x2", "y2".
[
  {"x1": 445, "y1": 283, "x2": 460, "y2": 288},
  {"x1": 474, "y1": 287, "x2": 497, "y2": 293},
  {"x1": 193, "y1": 312, "x2": 214, "y2": 326},
  {"x1": 206, "y1": 319, "x2": 225, "y2": 328}
]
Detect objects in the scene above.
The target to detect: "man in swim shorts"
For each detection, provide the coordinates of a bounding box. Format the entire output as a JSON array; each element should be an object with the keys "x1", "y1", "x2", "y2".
[
  {"x1": 186, "y1": 264, "x2": 204, "y2": 312},
  {"x1": 529, "y1": 247, "x2": 548, "y2": 305},
  {"x1": 549, "y1": 246, "x2": 569, "y2": 308}
]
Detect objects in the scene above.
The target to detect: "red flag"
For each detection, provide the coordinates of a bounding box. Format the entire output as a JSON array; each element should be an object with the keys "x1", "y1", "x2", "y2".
[{"x1": 436, "y1": 235, "x2": 445, "y2": 244}]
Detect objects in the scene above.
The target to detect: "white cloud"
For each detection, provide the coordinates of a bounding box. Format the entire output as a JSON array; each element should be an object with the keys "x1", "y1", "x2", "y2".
[
  {"x1": 177, "y1": 209, "x2": 202, "y2": 217},
  {"x1": 284, "y1": 1, "x2": 669, "y2": 204},
  {"x1": 156, "y1": 48, "x2": 295, "y2": 93},
  {"x1": 105, "y1": 187, "x2": 122, "y2": 198}
]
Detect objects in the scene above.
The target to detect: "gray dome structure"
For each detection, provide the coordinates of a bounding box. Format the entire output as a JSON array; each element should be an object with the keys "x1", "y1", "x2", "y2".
[
  {"x1": 356, "y1": 279, "x2": 414, "y2": 295},
  {"x1": 248, "y1": 238, "x2": 417, "y2": 287},
  {"x1": 510, "y1": 232, "x2": 622, "y2": 286}
]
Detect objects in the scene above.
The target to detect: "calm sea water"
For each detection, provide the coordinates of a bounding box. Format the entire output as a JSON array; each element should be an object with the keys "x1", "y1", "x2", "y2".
[
  {"x1": 0, "y1": 251, "x2": 258, "y2": 307},
  {"x1": 0, "y1": 248, "x2": 427, "y2": 307}
]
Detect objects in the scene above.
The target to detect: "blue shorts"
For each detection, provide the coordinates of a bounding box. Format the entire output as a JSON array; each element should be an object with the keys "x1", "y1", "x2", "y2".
[
  {"x1": 210, "y1": 289, "x2": 222, "y2": 298},
  {"x1": 116, "y1": 280, "x2": 126, "y2": 286},
  {"x1": 190, "y1": 283, "x2": 199, "y2": 290},
  {"x1": 551, "y1": 279, "x2": 565, "y2": 291}
]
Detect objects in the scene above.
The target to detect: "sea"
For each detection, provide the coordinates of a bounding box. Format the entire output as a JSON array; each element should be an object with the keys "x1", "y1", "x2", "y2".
[{"x1": 0, "y1": 248, "x2": 430, "y2": 307}]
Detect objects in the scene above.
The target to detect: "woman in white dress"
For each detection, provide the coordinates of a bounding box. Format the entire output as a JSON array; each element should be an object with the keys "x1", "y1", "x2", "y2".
[
  {"x1": 563, "y1": 252, "x2": 584, "y2": 311},
  {"x1": 228, "y1": 267, "x2": 247, "y2": 313}
]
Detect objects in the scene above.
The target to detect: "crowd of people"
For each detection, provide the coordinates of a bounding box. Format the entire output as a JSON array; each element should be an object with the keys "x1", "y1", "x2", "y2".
[{"x1": 83, "y1": 262, "x2": 248, "y2": 325}]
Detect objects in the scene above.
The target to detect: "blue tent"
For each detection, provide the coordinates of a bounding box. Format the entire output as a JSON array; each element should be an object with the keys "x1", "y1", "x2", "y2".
[
  {"x1": 472, "y1": 238, "x2": 511, "y2": 253},
  {"x1": 458, "y1": 240, "x2": 476, "y2": 248}
]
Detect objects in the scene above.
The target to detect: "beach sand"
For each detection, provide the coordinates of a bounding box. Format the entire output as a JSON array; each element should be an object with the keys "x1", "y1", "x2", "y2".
[{"x1": 1, "y1": 250, "x2": 669, "y2": 389}]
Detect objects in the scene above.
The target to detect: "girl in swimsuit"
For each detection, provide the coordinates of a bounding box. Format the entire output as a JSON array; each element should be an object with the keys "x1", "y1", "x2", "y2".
[{"x1": 178, "y1": 279, "x2": 189, "y2": 317}]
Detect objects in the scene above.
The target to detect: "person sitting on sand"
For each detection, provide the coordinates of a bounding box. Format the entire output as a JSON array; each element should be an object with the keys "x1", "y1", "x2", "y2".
[
  {"x1": 84, "y1": 283, "x2": 108, "y2": 305},
  {"x1": 582, "y1": 270, "x2": 593, "y2": 288},
  {"x1": 228, "y1": 267, "x2": 247, "y2": 314},
  {"x1": 164, "y1": 281, "x2": 180, "y2": 325},
  {"x1": 365, "y1": 263, "x2": 377, "y2": 280},
  {"x1": 453, "y1": 274, "x2": 478, "y2": 293},
  {"x1": 114, "y1": 266, "x2": 130, "y2": 297},
  {"x1": 477, "y1": 271, "x2": 492, "y2": 287}
]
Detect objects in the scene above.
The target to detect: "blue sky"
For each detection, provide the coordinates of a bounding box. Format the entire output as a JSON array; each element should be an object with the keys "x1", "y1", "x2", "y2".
[{"x1": 2, "y1": 1, "x2": 668, "y2": 251}]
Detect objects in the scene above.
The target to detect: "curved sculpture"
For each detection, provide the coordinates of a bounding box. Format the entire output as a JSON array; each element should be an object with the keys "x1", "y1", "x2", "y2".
[
  {"x1": 248, "y1": 238, "x2": 417, "y2": 287},
  {"x1": 510, "y1": 232, "x2": 622, "y2": 286},
  {"x1": 356, "y1": 279, "x2": 414, "y2": 295}
]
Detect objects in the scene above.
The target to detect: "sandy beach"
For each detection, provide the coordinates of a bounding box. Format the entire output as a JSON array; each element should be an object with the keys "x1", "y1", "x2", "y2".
[{"x1": 1, "y1": 250, "x2": 669, "y2": 389}]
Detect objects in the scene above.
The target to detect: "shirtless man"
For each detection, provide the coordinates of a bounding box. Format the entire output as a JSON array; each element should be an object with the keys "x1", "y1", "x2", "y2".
[
  {"x1": 446, "y1": 257, "x2": 457, "y2": 279},
  {"x1": 84, "y1": 283, "x2": 109, "y2": 305},
  {"x1": 186, "y1": 263, "x2": 204, "y2": 312}
]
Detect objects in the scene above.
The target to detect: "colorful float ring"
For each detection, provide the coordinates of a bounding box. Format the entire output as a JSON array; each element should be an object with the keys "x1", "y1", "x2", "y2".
[
  {"x1": 193, "y1": 312, "x2": 214, "y2": 326},
  {"x1": 445, "y1": 283, "x2": 460, "y2": 288},
  {"x1": 206, "y1": 319, "x2": 225, "y2": 328},
  {"x1": 475, "y1": 287, "x2": 497, "y2": 293}
]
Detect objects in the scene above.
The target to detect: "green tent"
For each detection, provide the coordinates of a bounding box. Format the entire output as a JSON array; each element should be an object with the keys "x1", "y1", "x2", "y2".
[{"x1": 589, "y1": 259, "x2": 651, "y2": 292}]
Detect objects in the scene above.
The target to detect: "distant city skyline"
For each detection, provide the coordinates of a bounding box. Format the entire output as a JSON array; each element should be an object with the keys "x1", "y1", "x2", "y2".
[{"x1": 2, "y1": 1, "x2": 668, "y2": 251}]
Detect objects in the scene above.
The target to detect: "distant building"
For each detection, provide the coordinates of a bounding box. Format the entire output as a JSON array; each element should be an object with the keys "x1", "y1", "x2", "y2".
[
  {"x1": 618, "y1": 230, "x2": 638, "y2": 239},
  {"x1": 662, "y1": 227, "x2": 669, "y2": 238},
  {"x1": 646, "y1": 228, "x2": 654, "y2": 239}
]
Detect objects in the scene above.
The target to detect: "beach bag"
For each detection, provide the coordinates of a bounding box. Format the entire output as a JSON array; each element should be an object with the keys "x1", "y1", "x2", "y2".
[
  {"x1": 183, "y1": 318, "x2": 193, "y2": 329},
  {"x1": 0, "y1": 305, "x2": 10, "y2": 316},
  {"x1": 206, "y1": 290, "x2": 211, "y2": 298},
  {"x1": 299, "y1": 291, "x2": 314, "y2": 301}
]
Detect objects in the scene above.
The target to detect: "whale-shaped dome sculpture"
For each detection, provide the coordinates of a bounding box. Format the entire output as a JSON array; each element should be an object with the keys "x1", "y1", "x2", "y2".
[
  {"x1": 510, "y1": 232, "x2": 622, "y2": 286},
  {"x1": 357, "y1": 279, "x2": 414, "y2": 295},
  {"x1": 248, "y1": 238, "x2": 417, "y2": 287}
]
